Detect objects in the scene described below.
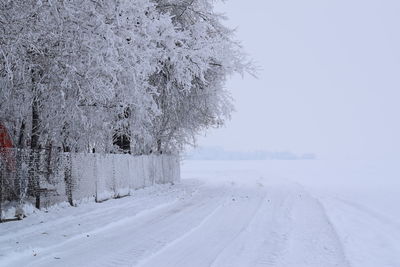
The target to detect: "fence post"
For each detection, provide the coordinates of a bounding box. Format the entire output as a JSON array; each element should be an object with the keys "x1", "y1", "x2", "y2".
[
  {"x1": 64, "y1": 153, "x2": 73, "y2": 206},
  {"x1": 15, "y1": 149, "x2": 25, "y2": 219},
  {"x1": 94, "y1": 153, "x2": 98, "y2": 202},
  {"x1": 28, "y1": 149, "x2": 41, "y2": 209},
  {"x1": 34, "y1": 151, "x2": 41, "y2": 209}
]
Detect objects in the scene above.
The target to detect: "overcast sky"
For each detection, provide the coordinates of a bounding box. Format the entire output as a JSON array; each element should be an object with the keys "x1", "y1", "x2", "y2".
[{"x1": 196, "y1": 0, "x2": 400, "y2": 160}]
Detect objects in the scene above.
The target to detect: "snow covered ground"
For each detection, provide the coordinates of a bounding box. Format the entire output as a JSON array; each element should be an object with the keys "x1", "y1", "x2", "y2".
[{"x1": 0, "y1": 160, "x2": 399, "y2": 267}]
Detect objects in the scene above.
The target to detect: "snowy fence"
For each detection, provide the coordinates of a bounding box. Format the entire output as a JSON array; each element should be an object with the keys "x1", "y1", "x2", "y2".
[
  {"x1": 69, "y1": 153, "x2": 180, "y2": 202},
  {"x1": 0, "y1": 149, "x2": 180, "y2": 221}
]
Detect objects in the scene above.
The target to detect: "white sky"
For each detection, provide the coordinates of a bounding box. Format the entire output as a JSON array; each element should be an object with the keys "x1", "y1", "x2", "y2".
[{"x1": 197, "y1": 0, "x2": 400, "y2": 160}]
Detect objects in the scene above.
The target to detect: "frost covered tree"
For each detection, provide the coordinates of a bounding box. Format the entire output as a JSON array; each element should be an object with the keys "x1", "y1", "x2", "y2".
[
  {"x1": 148, "y1": 0, "x2": 253, "y2": 153},
  {"x1": 0, "y1": 0, "x2": 252, "y2": 155},
  {"x1": 1, "y1": 0, "x2": 164, "y2": 152}
]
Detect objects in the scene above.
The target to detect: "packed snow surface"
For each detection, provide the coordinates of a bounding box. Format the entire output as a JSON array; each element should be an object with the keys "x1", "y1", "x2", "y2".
[{"x1": 0, "y1": 160, "x2": 399, "y2": 267}]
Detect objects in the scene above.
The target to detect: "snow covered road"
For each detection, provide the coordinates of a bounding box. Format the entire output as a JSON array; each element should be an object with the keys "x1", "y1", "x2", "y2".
[{"x1": 1, "y1": 160, "x2": 399, "y2": 267}]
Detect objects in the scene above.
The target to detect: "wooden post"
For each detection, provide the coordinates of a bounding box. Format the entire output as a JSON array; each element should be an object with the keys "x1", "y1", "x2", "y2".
[{"x1": 63, "y1": 151, "x2": 73, "y2": 206}]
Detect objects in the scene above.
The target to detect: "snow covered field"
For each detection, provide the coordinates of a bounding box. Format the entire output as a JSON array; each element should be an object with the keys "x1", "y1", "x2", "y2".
[{"x1": 1, "y1": 160, "x2": 399, "y2": 267}]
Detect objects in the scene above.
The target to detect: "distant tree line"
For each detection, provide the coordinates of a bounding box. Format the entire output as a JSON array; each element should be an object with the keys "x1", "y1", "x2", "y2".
[{"x1": 0, "y1": 0, "x2": 252, "y2": 155}]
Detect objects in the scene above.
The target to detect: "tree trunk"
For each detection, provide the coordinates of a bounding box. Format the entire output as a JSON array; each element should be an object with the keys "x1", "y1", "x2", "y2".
[
  {"x1": 30, "y1": 71, "x2": 42, "y2": 209},
  {"x1": 157, "y1": 139, "x2": 162, "y2": 154},
  {"x1": 29, "y1": 98, "x2": 40, "y2": 209},
  {"x1": 45, "y1": 141, "x2": 52, "y2": 183},
  {"x1": 63, "y1": 142, "x2": 73, "y2": 206},
  {"x1": 17, "y1": 121, "x2": 26, "y2": 148},
  {"x1": 15, "y1": 120, "x2": 26, "y2": 211},
  {"x1": 31, "y1": 99, "x2": 40, "y2": 150}
]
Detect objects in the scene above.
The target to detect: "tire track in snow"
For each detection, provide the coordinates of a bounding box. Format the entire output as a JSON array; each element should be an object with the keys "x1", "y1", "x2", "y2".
[
  {"x1": 0, "y1": 181, "x2": 199, "y2": 244},
  {"x1": 0, "y1": 181, "x2": 200, "y2": 266},
  {"x1": 210, "y1": 185, "x2": 295, "y2": 267},
  {"x1": 209, "y1": 184, "x2": 350, "y2": 267},
  {"x1": 210, "y1": 196, "x2": 266, "y2": 267},
  {"x1": 0, "y1": 200, "x2": 180, "y2": 267},
  {"x1": 138, "y1": 186, "x2": 268, "y2": 267},
  {"x1": 320, "y1": 196, "x2": 400, "y2": 267},
  {"x1": 6, "y1": 185, "x2": 228, "y2": 267},
  {"x1": 1, "y1": 178, "x2": 355, "y2": 267},
  {"x1": 274, "y1": 186, "x2": 350, "y2": 267},
  {"x1": 136, "y1": 196, "x2": 228, "y2": 267}
]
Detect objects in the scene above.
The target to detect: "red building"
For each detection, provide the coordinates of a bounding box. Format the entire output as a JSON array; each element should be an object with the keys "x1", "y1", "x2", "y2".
[{"x1": 0, "y1": 122, "x2": 15, "y2": 171}]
